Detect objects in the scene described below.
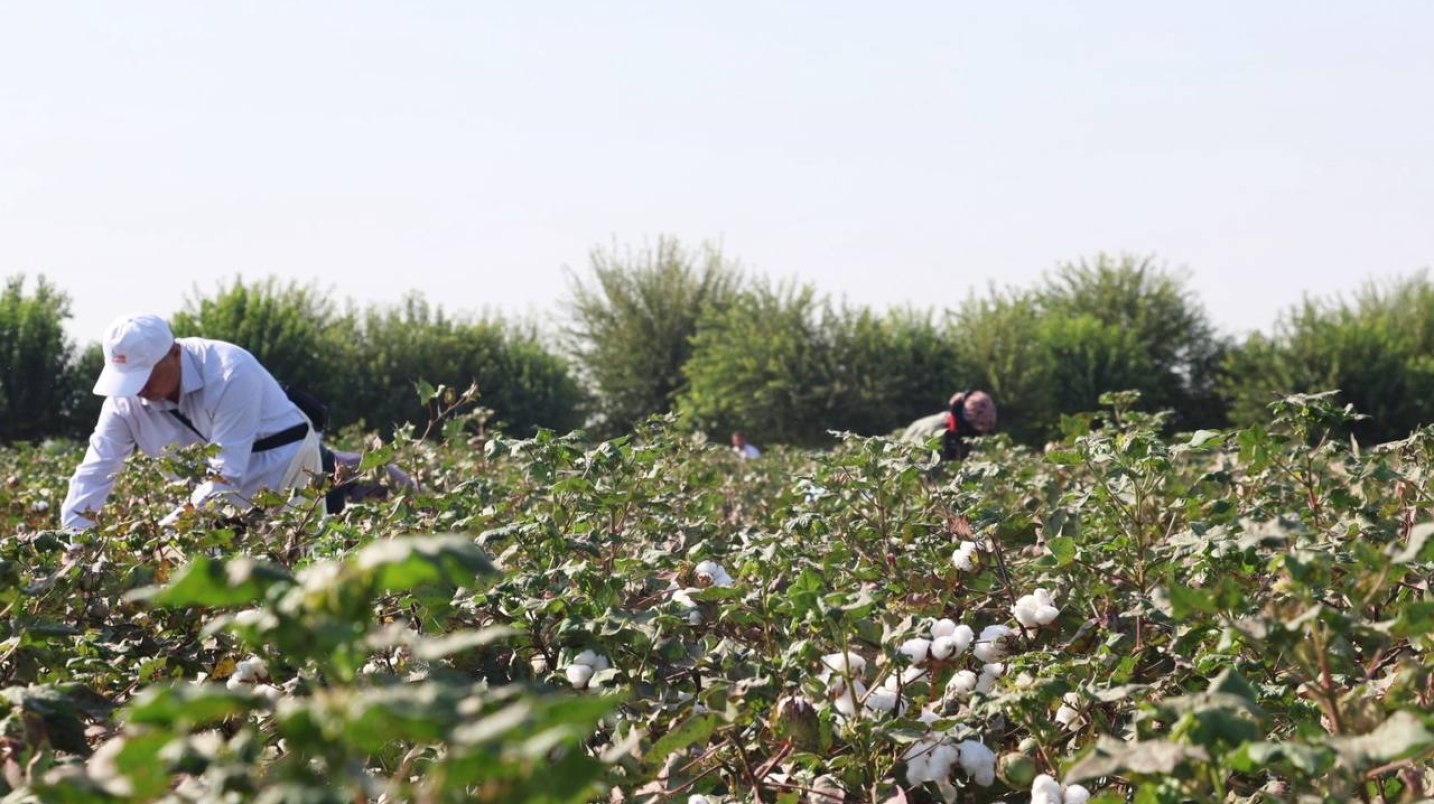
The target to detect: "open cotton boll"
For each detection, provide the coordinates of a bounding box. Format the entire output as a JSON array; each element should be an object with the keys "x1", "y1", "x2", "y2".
[
  {"x1": 945, "y1": 669, "x2": 978, "y2": 697},
  {"x1": 1031, "y1": 774, "x2": 1063, "y2": 804},
  {"x1": 819, "y1": 651, "x2": 867, "y2": 678},
  {"x1": 930, "y1": 617, "x2": 958, "y2": 638},
  {"x1": 899, "y1": 637, "x2": 932, "y2": 665},
  {"x1": 565, "y1": 663, "x2": 594, "y2": 689},
  {"x1": 952, "y1": 540, "x2": 979, "y2": 571},
  {"x1": 1064, "y1": 784, "x2": 1092, "y2": 804},
  {"x1": 864, "y1": 686, "x2": 902, "y2": 714},
  {"x1": 974, "y1": 625, "x2": 1015, "y2": 662},
  {"x1": 905, "y1": 740, "x2": 960, "y2": 785},
  {"x1": 832, "y1": 679, "x2": 868, "y2": 719},
  {"x1": 956, "y1": 740, "x2": 997, "y2": 786},
  {"x1": 693, "y1": 560, "x2": 734, "y2": 587}
]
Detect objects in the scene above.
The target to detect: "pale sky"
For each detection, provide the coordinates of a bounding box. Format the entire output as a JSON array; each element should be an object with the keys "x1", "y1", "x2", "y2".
[{"x1": 3, "y1": 3, "x2": 1431, "y2": 348}]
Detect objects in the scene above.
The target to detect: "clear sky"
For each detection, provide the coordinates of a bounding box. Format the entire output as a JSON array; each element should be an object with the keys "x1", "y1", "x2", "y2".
[{"x1": 3, "y1": 3, "x2": 1431, "y2": 347}]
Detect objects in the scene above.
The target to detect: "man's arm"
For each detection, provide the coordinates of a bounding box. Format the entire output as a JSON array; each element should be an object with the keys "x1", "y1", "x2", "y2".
[{"x1": 60, "y1": 401, "x2": 137, "y2": 529}]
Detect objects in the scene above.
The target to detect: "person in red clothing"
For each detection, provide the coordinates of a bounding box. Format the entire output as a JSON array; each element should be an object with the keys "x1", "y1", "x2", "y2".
[{"x1": 900, "y1": 390, "x2": 998, "y2": 462}]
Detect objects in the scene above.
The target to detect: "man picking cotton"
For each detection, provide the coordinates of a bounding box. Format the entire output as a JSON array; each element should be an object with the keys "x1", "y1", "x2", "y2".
[{"x1": 61, "y1": 313, "x2": 325, "y2": 530}]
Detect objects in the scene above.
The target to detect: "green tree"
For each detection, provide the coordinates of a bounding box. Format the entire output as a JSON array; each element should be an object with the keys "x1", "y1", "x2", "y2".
[
  {"x1": 343, "y1": 293, "x2": 583, "y2": 438},
  {"x1": 562, "y1": 237, "x2": 744, "y2": 436},
  {"x1": 944, "y1": 288, "x2": 1048, "y2": 444},
  {"x1": 1223, "y1": 272, "x2": 1434, "y2": 444},
  {"x1": 0, "y1": 275, "x2": 82, "y2": 442},
  {"x1": 1034, "y1": 254, "x2": 1227, "y2": 430},
  {"x1": 171, "y1": 277, "x2": 349, "y2": 409}
]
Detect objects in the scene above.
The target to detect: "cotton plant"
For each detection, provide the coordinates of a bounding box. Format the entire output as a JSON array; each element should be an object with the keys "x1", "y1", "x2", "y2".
[
  {"x1": 668, "y1": 560, "x2": 735, "y2": 625},
  {"x1": 1030, "y1": 773, "x2": 1092, "y2": 804},
  {"x1": 1054, "y1": 691, "x2": 1084, "y2": 729},
  {"x1": 564, "y1": 649, "x2": 612, "y2": 690},
  {"x1": 1012, "y1": 587, "x2": 1061, "y2": 628}
]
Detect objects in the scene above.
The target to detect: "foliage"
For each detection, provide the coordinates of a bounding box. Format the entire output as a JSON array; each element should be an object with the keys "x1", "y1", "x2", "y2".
[
  {"x1": 680, "y1": 285, "x2": 961, "y2": 446},
  {"x1": 561, "y1": 236, "x2": 745, "y2": 437},
  {"x1": 340, "y1": 292, "x2": 584, "y2": 438},
  {"x1": 9, "y1": 388, "x2": 1434, "y2": 801},
  {"x1": 1223, "y1": 271, "x2": 1434, "y2": 445},
  {"x1": 0, "y1": 275, "x2": 84, "y2": 442}
]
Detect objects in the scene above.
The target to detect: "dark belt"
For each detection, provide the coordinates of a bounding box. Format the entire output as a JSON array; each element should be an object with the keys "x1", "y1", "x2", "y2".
[{"x1": 253, "y1": 422, "x2": 310, "y2": 453}]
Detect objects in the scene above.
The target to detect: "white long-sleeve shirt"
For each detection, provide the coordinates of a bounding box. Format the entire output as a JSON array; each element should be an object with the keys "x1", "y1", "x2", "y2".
[{"x1": 61, "y1": 337, "x2": 314, "y2": 529}]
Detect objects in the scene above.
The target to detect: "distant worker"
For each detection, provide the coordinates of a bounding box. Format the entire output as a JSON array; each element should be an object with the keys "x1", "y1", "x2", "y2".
[
  {"x1": 731, "y1": 431, "x2": 761, "y2": 459},
  {"x1": 901, "y1": 390, "x2": 998, "y2": 462}
]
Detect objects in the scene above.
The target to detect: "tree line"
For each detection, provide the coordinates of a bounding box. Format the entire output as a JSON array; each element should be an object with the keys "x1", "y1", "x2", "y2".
[{"x1": 4, "y1": 239, "x2": 1433, "y2": 448}]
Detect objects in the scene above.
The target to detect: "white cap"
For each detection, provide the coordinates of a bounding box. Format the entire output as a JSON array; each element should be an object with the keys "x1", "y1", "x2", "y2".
[{"x1": 93, "y1": 314, "x2": 175, "y2": 397}]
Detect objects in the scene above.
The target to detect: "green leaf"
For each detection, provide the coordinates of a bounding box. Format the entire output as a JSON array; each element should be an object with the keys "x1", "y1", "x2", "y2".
[
  {"x1": 1046, "y1": 536, "x2": 1077, "y2": 566},
  {"x1": 129, "y1": 555, "x2": 293, "y2": 608},
  {"x1": 1187, "y1": 429, "x2": 1225, "y2": 449},
  {"x1": 122, "y1": 684, "x2": 259, "y2": 728},
  {"x1": 1329, "y1": 711, "x2": 1434, "y2": 770},
  {"x1": 1167, "y1": 584, "x2": 1215, "y2": 621},
  {"x1": 1392, "y1": 522, "x2": 1434, "y2": 565},
  {"x1": 353, "y1": 534, "x2": 499, "y2": 592},
  {"x1": 644, "y1": 714, "x2": 720, "y2": 771},
  {"x1": 1066, "y1": 738, "x2": 1210, "y2": 783}
]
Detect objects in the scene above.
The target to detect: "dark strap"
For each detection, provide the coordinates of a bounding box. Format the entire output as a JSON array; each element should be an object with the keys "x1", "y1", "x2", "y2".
[{"x1": 169, "y1": 409, "x2": 309, "y2": 453}]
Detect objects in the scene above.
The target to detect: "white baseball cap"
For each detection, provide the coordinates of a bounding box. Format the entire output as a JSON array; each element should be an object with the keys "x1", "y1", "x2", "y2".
[{"x1": 93, "y1": 314, "x2": 175, "y2": 397}]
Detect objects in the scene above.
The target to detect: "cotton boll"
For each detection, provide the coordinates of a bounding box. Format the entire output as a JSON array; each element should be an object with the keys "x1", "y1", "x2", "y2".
[
  {"x1": 694, "y1": 560, "x2": 734, "y2": 588},
  {"x1": 1034, "y1": 604, "x2": 1060, "y2": 625},
  {"x1": 946, "y1": 670, "x2": 978, "y2": 697},
  {"x1": 905, "y1": 740, "x2": 959, "y2": 785},
  {"x1": 899, "y1": 638, "x2": 932, "y2": 665},
  {"x1": 956, "y1": 740, "x2": 997, "y2": 786},
  {"x1": 864, "y1": 686, "x2": 901, "y2": 713},
  {"x1": 930, "y1": 617, "x2": 957, "y2": 638},
  {"x1": 819, "y1": 651, "x2": 867, "y2": 678},
  {"x1": 974, "y1": 625, "x2": 1014, "y2": 662},
  {"x1": 1064, "y1": 784, "x2": 1092, "y2": 804},
  {"x1": 1031, "y1": 774, "x2": 1063, "y2": 804},
  {"x1": 572, "y1": 649, "x2": 599, "y2": 667},
  {"x1": 565, "y1": 663, "x2": 595, "y2": 689},
  {"x1": 952, "y1": 540, "x2": 979, "y2": 571},
  {"x1": 930, "y1": 635, "x2": 958, "y2": 660},
  {"x1": 975, "y1": 669, "x2": 1000, "y2": 695},
  {"x1": 833, "y1": 679, "x2": 867, "y2": 719}
]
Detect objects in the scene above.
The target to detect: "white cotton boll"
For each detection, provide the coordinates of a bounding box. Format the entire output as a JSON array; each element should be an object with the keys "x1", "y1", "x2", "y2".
[
  {"x1": 864, "y1": 686, "x2": 900, "y2": 713},
  {"x1": 930, "y1": 635, "x2": 957, "y2": 660},
  {"x1": 975, "y1": 670, "x2": 999, "y2": 695},
  {"x1": 981, "y1": 662, "x2": 1005, "y2": 678},
  {"x1": 688, "y1": 796, "x2": 713, "y2": 804},
  {"x1": 974, "y1": 625, "x2": 1013, "y2": 662},
  {"x1": 906, "y1": 740, "x2": 959, "y2": 785},
  {"x1": 1013, "y1": 600, "x2": 1041, "y2": 628},
  {"x1": 1031, "y1": 774, "x2": 1063, "y2": 804},
  {"x1": 694, "y1": 560, "x2": 734, "y2": 587},
  {"x1": 1034, "y1": 604, "x2": 1060, "y2": 625},
  {"x1": 899, "y1": 638, "x2": 932, "y2": 665},
  {"x1": 897, "y1": 665, "x2": 928, "y2": 686},
  {"x1": 238, "y1": 657, "x2": 268, "y2": 680},
  {"x1": 956, "y1": 740, "x2": 997, "y2": 787},
  {"x1": 952, "y1": 541, "x2": 979, "y2": 571},
  {"x1": 930, "y1": 617, "x2": 957, "y2": 638},
  {"x1": 252, "y1": 683, "x2": 282, "y2": 703},
  {"x1": 565, "y1": 663, "x2": 594, "y2": 689},
  {"x1": 572, "y1": 649, "x2": 599, "y2": 667},
  {"x1": 946, "y1": 670, "x2": 978, "y2": 697},
  {"x1": 820, "y1": 651, "x2": 867, "y2": 678},
  {"x1": 833, "y1": 679, "x2": 867, "y2": 719},
  {"x1": 1063, "y1": 784, "x2": 1092, "y2": 804},
  {"x1": 1033, "y1": 587, "x2": 1056, "y2": 607}
]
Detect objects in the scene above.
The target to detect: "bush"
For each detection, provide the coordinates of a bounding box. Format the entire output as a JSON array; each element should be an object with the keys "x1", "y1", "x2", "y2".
[
  {"x1": 561, "y1": 237, "x2": 744, "y2": 436},
  {"x1": 0, "y1": 275, "x2": 84, "y2": 442}
]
